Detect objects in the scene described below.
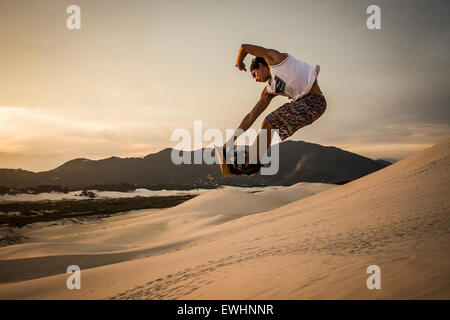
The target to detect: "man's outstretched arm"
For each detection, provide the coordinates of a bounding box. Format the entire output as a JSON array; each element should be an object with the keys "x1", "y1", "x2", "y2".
[
  {"x1": 224, "y1": 87, "x2": 276, "y2": 147},
  {"x1": 235, "y1": 44, "x2": 287, "y2": 71}
]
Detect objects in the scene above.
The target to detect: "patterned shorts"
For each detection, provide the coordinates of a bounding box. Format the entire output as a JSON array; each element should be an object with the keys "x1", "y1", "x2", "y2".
[{"x1": 265, "y1": 93, "x2": 327, "y2": 141}]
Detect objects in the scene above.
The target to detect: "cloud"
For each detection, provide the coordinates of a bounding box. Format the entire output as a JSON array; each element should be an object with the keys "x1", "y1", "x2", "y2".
[
  {"x1": 1, "y1": 0, "x2": 449, "y2": 170},
  {"x1": 0, "y1": 106, "x2": 162, "y2": 157}
]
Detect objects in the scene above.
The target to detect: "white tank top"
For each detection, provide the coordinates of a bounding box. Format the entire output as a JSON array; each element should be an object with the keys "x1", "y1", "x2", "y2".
[{"x1": 265, "y1": 54, "x2": 320, "y2": 101}]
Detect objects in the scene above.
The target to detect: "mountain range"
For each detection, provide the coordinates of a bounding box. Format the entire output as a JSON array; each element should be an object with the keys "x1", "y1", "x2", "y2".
[{"x1": 0, "y1": 140, "x2": 390, "y2": 191}]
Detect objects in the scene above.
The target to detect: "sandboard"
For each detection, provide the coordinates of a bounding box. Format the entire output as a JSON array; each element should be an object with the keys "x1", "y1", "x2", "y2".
[
  {"x1": 214, "y1": 145, "x2": 264, "y2": 177},
  {"x1": 214, "y1": 145, "x2": 235, "y2": 177}
]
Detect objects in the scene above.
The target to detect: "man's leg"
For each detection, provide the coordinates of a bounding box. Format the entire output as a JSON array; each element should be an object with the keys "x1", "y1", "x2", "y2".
[{"x1": 245, "y1": 118, "x2": 275, "y2": 166}]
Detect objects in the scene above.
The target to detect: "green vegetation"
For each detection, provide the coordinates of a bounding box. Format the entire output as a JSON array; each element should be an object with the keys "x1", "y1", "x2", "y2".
[{"x1": 0, "y1": 195, "x2": 196, "y2": 228}]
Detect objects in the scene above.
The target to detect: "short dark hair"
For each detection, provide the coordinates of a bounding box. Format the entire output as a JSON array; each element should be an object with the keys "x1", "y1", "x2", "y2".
[{"x1": 250, "y1": 57, "x2": 268, "y2": 71}]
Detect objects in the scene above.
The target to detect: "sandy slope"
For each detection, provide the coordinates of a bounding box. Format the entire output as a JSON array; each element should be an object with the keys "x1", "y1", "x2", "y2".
[
  {"x1": 0, "y1": 138, "x2": 449, "y2": 299},
  {"x1": 0, "y1": 183, "x2": 334, "y2": 282}
]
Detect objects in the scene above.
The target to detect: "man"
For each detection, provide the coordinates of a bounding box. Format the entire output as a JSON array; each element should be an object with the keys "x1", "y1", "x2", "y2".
[{"x1": 223, "y1": 43, "x2": 327, "y2": 175}]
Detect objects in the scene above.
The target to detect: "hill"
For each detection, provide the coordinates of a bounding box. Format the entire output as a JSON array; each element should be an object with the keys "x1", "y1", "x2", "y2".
[{"x1": 0, "y1": 140, "x2": 386, "y2": 190}]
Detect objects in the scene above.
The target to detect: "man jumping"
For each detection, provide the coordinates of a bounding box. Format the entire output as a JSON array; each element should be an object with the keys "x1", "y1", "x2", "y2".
[{"x1": 223, "y1": 43, "x2": 327, "y2": 175}]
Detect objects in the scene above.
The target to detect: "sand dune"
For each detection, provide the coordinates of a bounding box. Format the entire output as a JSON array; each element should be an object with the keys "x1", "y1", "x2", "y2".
[
  {"x1": 0, "y1": 183, "x2": 334, "y2": 283},
  {"x1": 0, "y1": 138, "x2": 448, "y2": 299}
]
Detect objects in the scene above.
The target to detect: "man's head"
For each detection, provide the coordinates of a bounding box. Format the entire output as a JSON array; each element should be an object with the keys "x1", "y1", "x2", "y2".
[{"x1": 250, "y1": 57, "x2": 271, "y2": 82}]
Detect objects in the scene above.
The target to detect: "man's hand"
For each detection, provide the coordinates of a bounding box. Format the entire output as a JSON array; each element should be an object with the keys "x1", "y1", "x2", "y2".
[
  {"x1": 235, "y1": 61, "x2": 246, "y2": 71},
  {"x1": 221, "y1": 141, "x2": 236, "y2": 164},
  {"x1": 222, "y1": 139, "x2": 235, "y2": 153}
]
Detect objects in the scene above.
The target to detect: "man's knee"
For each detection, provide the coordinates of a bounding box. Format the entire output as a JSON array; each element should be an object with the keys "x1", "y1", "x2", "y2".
[{"x1": 261, "y1": 118, "x2": 273, "y2": 129}]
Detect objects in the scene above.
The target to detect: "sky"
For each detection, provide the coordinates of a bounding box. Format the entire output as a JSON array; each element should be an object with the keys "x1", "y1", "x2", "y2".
[{"x1": 0, "y1": 0, "x2": 449, "y2": 172}]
